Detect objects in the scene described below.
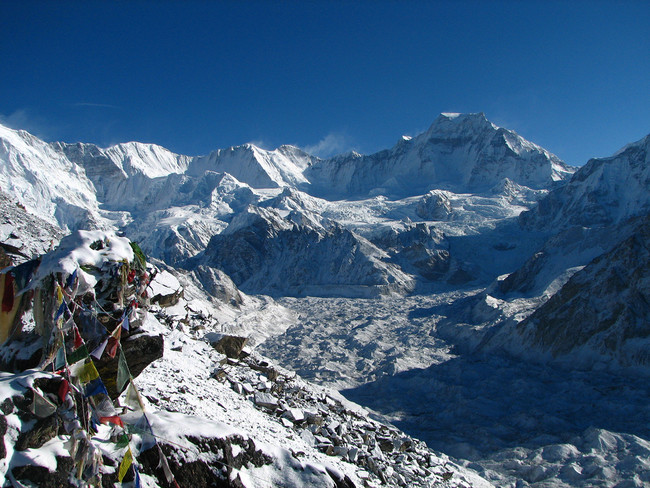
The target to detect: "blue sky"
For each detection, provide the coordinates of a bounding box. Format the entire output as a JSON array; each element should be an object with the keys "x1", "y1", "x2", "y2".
[{"x1": 1, "y1": 1, "x2": 648, "y2": 166}]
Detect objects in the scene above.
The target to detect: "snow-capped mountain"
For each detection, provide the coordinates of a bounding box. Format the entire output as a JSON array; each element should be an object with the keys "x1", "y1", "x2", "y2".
[
  {"x1": 520, "y1": 133, "x2": 650, "y2": 231},
  {"x1": 2, "y1": 114, "x2": 650, "y2": 488},
  {"x1": 304, "y1": 113, "x2": 574, "y2": 198},
  {"x1": 0, "y1": 114, "x2": 573, "y2": 297},
  {"x1": 190, "y1": 205, "x2": 415, "y2": 297},
  {"x1": 187, "y1": 143, "x2": 314, "y2": 188},
  {"x1": 0, "y1": 124, "x2": 102, "y2": 230}
]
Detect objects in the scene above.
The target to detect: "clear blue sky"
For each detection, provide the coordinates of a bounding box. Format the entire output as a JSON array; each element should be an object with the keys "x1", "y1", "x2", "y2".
[{"x1": 1, "y1": 0, "x2": 648, "y2": 165}]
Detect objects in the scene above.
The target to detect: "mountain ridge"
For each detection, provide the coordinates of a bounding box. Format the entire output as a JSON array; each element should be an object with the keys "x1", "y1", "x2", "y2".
[{"x1": 2, "y1": 114, "x2": 650, "y2": 487}]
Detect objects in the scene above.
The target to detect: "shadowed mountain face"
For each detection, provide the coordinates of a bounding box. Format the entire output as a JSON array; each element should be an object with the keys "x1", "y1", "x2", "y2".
[
  {"x1": 190, "y1": 206, "x2": 415, "y2": 297},
  {"x1": 511, "y1": 214, "x2": 650, "y2": 367}
]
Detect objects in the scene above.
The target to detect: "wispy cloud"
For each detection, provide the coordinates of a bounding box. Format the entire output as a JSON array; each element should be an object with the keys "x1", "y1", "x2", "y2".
[
  {"x1": 0, "y1": 108, "x2": 56, "y2": 140},
  {"x1": 247, "y1": 139, "x2": 271, "y2": 150},
  {"x1": 72, "y1": 102, "x2": 122, "y2": 110},
  {"x1": 304, "y1": 132, "x2": 355, "y2": 158}
]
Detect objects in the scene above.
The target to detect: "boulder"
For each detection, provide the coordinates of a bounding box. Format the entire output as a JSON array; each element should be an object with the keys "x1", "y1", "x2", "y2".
[
  {"x1": 254, "y1": 392, "x2": 279, "y2": 410},
  {"x1": 210, "y1": 335, "x2": 248, "y2": 359},
  {"x1": 95, "y1": 332, "x2": 164, "y2": 399}
]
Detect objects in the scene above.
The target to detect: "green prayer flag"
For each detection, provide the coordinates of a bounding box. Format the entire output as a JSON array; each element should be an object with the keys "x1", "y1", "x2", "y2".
[
  {"x1": 67, "y1": 344, "x2": 89, "y2": 364},
  {"x1": 116, "y1": 433, "x2": 130, "y2": 449},
  {"x1": 116, "y1": 349, "x2": 131, "y2": 394}
]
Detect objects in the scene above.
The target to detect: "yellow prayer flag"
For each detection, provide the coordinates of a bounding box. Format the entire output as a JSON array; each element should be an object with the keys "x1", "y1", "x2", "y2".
[
  {"x1": 118, "y1": 447, "x2": 133, "y2": 482},
  {"x1": 56, "y1": 285, "x2": 64, "y2": 304},
  {"x1": 77, "y1": 361, "x2": 99, "y2": 384}
]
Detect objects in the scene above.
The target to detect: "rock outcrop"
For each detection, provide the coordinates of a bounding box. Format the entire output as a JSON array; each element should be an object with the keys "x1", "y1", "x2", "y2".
[
  {"x1": 514, "y1": 215, "x2": 650, "y2": 367},
  {"x1": 191, "y1": 206, "x2": 414, "y2": 297}
]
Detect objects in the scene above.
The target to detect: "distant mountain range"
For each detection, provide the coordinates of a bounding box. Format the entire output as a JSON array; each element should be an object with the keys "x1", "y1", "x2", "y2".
[
  {"x1": 2, "y1": 113, "x2": 650, "y2": 487},
  {"x1": 2, "y1": 113, "x2": 650, "y2": 367}
]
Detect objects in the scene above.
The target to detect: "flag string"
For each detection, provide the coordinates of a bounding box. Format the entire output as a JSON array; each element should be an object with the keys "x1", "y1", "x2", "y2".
[{"x1": 41, "y1": 264, "x2": 182, "y2": 487}]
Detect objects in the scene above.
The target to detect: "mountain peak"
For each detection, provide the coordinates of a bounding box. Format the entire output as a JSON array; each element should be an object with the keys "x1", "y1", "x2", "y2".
[{"x1": 426, "y1": 112, "x2": 495, "y2": 136}]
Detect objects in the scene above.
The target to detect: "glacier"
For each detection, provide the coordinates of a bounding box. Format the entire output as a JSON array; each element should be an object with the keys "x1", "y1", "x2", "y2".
[{"x1": 1, "y1": 112, "x2": 650, "y2": 487}]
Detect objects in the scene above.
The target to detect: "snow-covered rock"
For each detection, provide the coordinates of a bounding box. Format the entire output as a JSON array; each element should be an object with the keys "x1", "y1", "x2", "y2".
[
  {"x1": 520, "y1": 133, "x2": 650, "y2": 231},
  {"x1": 190, "y1": 205, "x2": 415, "y2": 297}
]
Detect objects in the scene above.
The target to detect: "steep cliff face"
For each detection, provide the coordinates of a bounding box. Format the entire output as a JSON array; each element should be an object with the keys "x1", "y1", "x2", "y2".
[
  {"x1": 0, "y1": 125, "x2": 102, "y2": 230},
  {"x1": 520, "y1": 134, "x2": 650, "y2": 231},
  {"x1": 486, "y1": 215, "x2": 650, "y2": 369},
  {"x1": 192, "y1": 206, "x2": 414, "y2": 297},
  {"x1": 525, "y1": 216, "x2": 650, "y2": 364}
]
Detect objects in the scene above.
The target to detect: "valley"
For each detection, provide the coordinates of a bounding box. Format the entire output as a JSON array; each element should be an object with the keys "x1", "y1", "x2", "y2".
[{"x1": 1, "y1": 112, "x2": 649, "y2": 487}]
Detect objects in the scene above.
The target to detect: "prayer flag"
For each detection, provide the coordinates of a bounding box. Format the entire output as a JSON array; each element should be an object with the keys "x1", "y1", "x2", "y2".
[
  {"x1": 67, "y1": 344, "x2": 88, "y2": 364},
  {"x1": 93, "y1": 396, "x2": 117, "y2": 418},
  {"x1": 31, "y1": 388, "x2": 57, "y2": 418},
  {"x1": 61, "y1": 315, "x2": 75, "y2": 332},
  {"x1": 2, "y1": 273, "x2": 15, "y2": 312},
  {"x1": 117, "y1": 348, "x2": 130, "y2": 394},
  {"x1": 134, "y1": 465, "x2": 142, "y2": 488},
  {"x1": 73, "y1": 326, "x2": 83, "y2": 348},
  {"x1": 55, "y1": 346, "x2": 66, "y2": 370},
  {"x1": 118, "y1": 447, "x2": 133, "y2": 482},
  {"x1": 121, "y1": 314, "x2": 130, "y2": 332},
  {"x1": 106, "y1": 326, "x2": 121, "y2": 359},
  {"x1": 84, "y1": 378, "x2": 108, "y2": 398},
  {"x1": 158, "y1": 444, "x2": 175, "y2": 483},
  {"x1": 58, "y1": 378, "x2": 70, "y2": 403},
  {"x1": 56, "y1": 285, "x2": 64, "y2": 304},
  {"x1": 54, "y1": 301, "x2": 68, "y2": 322},
  {"x1": 116, "y1": 433, "x2": 130, "y2": 448},
  {"x1": 65, "y1": 269, "x2": 77, "y2": 289},
  {"x1": 100, "y1": 415, "x2": 124, "y2": 428},
  {"x1": 77, "y1": 361, "x2": 99, "y2": 384},
  {"x1": 90, "y1": 338, "x2": 108, "y2": 360},
  {"x1": 134, "y1": 413, "x2": 156, "y2": 452},
  {"x1": 125, "y1": 380, "x2": 146, "y2": 412}
]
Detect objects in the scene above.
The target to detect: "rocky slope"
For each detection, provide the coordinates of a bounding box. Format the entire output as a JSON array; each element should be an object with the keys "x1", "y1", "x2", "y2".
[
  {"x1": 191, "y1": 205, "x2": 415, "y2": 297},
  {"x1": 489, "y1": 214, "x2": 650, "y2": 369},
  {"x1": 0, "y1": 224, "x2": 490, "y2": 488}
]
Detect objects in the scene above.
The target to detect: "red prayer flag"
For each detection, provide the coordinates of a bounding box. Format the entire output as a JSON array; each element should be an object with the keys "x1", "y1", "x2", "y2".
[
  {"x1": 2, "y1": 273, "x2": 15, "y2": 312},
  {"x1": 73, "y1": 326, "x2": 83, "y2": 348},
  {"x1": 58, "y1": 379, "x2": 70, "y2": 403},
  {"x1": 106, "y1": 325, "x2": 121, "y2": 358},
  {"x1": 100, "y1": 415, "x2": 124, "y2": 428}
]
